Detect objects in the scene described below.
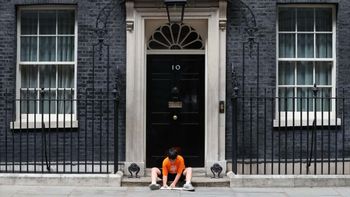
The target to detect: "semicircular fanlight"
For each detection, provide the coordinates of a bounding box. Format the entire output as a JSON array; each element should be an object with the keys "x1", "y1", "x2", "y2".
[{"x1": 148, "y1": 23, "x2": 204, "y2": 50}]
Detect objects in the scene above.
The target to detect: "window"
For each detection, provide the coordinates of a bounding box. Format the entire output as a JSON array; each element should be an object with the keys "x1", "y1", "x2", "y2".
[
  {"x1": 16, "y1": 7, "x2": 77, "y2": 126},
  {"x1": 277, "y1": 6, "x2": 335, "y2": 112},
  {"x1": 276, "y1": 5, "x2": 338, "y2": 126}
]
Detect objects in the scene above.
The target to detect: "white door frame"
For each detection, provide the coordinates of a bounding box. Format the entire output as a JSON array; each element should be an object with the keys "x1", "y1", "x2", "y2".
[{"x1": 124, "y1": 0, "x2": 227, "y2": 176}]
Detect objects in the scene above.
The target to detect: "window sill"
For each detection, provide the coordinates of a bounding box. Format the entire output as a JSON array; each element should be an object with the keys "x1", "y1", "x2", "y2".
[
  {"x1": 10, "y1": 121, "x2": 79, "y2": 130},
  {"x1": 273, "y1": 118, "x2": 341, "y2": 128}
]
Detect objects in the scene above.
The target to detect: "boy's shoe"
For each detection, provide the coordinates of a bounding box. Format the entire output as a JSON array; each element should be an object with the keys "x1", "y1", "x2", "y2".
[
  {"x1": 149, "y1": 183, "x2": 161, "y2": 190},
  {"x1": 183, "y1": 183, "x2": 195, "y2": 191}
]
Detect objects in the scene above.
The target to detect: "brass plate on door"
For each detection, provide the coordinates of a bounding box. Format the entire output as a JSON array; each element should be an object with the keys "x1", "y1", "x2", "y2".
[{"x1": 168, "y1": 101, "x2": 183, "y2": 109}]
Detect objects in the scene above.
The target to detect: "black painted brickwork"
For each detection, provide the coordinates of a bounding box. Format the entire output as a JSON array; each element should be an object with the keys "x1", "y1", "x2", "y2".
[
  {"x1": 1, "y1": 0, "x2": 350, "y2": 168},
  {"x1": 226, "y1": 0, "x2": 350, "y2": 162},
  {"x1": 0, "y1": 0, "x2": 126, "y2": 164}
]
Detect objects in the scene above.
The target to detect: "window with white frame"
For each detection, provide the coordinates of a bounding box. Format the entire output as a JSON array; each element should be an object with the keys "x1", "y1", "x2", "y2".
[
  {"x1": 17, "y1": 7, "x2": 76, "y2": 121},
  {"x1": 277, "y1": 6, "x2": 335, "y2": 113}
]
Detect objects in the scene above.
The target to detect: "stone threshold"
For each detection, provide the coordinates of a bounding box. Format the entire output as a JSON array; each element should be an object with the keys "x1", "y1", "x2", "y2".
[
  {"x1": 122, "y1": 176, "x2": 230, "y2": 187},
  {"x1": 227, "y1": 171, "x2": 350, "y2": 187}
]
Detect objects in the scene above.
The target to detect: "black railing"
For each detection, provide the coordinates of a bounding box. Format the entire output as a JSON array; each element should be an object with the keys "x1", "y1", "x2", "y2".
[
  {"x1": 231, "y1": 86, "x2": 349, "y2": 175},
  {"x1": 0, "y1": 88, "x2": 119, "y2": 174}
]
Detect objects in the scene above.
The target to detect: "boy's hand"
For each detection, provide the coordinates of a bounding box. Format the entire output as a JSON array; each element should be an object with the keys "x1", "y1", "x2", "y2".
[
  {"x1": 162, "y1": 184, "x2": 169, "y2": 189},
  {"x1": 170, "y1": 183, "x2": 176, "y2": 188}
]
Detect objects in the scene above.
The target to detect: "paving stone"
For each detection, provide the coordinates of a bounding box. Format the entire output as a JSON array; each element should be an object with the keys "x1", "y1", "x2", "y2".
[
  {"x1": 12, "y1": 195, "x2": 65, "y2": 197},
  {"x1": 2, "y1": 185, "x2": 350, "y2": 197},
  {"x1": 232, "y1": 188, "x2": 285, "y2": 193},
  {"x1": 125, "y1": 190, "x2": 180, "y2": 197},
  {"x1": 284, "y1": 187, "x2": 341, "y2": 197},
  {"x1": 235, "y1": 193, "x2": 285, "y2": 197}
]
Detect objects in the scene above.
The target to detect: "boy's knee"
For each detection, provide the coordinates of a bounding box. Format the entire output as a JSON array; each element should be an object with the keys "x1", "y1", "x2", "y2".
[
  {"x1": 151, "y1": 167, "x2": 159, "y2": 173},
  {"x1": 184, "y1": 167, "x2": 192, "y2": 175}
]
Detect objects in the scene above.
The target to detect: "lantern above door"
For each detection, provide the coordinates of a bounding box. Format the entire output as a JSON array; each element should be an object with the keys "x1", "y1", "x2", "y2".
[{"x1": 164, "y1": 0, "x2": 187, "y2": 24}]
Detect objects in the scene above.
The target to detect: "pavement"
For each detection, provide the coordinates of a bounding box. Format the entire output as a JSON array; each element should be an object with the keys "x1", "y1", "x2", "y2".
[{"x1": 1, "y1": 186, "x2": 350, "y2": 197}]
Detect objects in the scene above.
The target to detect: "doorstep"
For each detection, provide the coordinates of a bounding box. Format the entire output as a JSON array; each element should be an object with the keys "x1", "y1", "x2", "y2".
[
  {"x1": 124, "y1": 167, "x2": 230, "y2": 187},
  {"x1": 122, "y1": 176, "x2": 230, "y2": 187}
]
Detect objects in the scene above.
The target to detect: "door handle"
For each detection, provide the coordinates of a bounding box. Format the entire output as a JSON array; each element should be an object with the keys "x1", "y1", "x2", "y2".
[{"x1": 173, "y1": 115, "x2": 178, "y2": 121}]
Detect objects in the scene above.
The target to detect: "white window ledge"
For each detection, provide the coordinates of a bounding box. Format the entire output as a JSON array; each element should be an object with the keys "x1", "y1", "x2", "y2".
[
  {"x1": 273, "y1": 118, "x2": 341, "y2": 128},
  {"x1": 10, "y1": 121, "x2": 79, "y2": 130}
]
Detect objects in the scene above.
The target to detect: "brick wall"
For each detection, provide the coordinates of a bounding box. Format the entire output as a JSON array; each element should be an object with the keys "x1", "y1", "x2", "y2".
[
  {"x1": 1, "y1": 0, "x2": 350, "y2": 170},
  {"x1": 226, "y1": 0, "x2": 350, "y2": 162},
  {"x1": 0, "y1": 0, "x2": 126, "y2": 165}
]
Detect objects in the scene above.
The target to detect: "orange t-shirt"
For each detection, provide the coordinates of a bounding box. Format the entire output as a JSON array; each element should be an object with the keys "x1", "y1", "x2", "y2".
[{"x1": 162, "y1": 155, "x2": 185, "y2": 176}]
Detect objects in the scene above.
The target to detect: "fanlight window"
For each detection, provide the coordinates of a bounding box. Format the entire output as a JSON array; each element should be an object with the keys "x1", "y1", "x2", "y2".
[{"x1": 148, "y1": 23, "x2": 204, "y2": 50}]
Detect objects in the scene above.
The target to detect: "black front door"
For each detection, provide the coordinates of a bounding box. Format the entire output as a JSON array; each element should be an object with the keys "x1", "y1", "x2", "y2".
[{"x1": 146, "y1": 55, "x2": 205, "y2": 168}]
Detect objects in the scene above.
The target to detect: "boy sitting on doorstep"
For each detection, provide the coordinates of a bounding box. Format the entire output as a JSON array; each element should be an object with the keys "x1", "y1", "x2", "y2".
[{"x1": 149, "y1": 147, "x2": 194, "y2": 191}]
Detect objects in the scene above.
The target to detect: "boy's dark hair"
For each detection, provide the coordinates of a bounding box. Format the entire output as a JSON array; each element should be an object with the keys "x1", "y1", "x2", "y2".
[{"x1": 168, "y1": 147, "x2": 178, "y2": 160}]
